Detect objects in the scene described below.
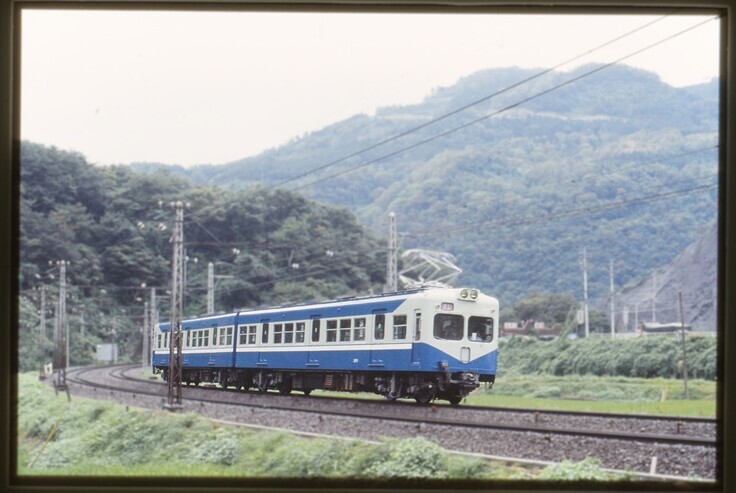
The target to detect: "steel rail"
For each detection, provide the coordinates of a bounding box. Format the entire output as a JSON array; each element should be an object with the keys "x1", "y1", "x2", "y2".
[{"x1": 67, "y1": 365, "x2": 716, "y2": 448}]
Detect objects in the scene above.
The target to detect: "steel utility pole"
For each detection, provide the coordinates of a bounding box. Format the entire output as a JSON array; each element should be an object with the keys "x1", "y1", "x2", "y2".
[
  {"x1": 609, "y1": 259, "x2": 615, "y2": 338},
  {"x1": 652, "y1": 272, "x2": 657, "y2": 322},
  {"x1": 142, "y1": 300, "x2": 149, "y2": 369},
  {"x1": 387, "y1": 212, "x2": 398, "y2": 292},
  {"x1": 207, "y1": 262, "x2": 234, "y2": 314},
  {"x1": 678, "y1": 291, "x2": 690, "y2": 400},
  {"x1": 52, "y1": 260, "x2": 69, "y2": 391},
  {"x1": 166, "y1": 201, "x2": 185, "y2": 411},
  {"x1": 581, "y1": 248, "x2": 590, "y2": 338},
  {"x1": 38, "y1": 285, "x2": 47, "y2": 380}
]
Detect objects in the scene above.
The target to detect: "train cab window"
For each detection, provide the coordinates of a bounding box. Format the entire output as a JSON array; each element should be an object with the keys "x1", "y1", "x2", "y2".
[
  {"x1": 274, "y1": 324, "x2": 283, "y2": 344},
  {"x1": 375, "y1": 314, "x2": 385, "y2": 340},
  {"x1": 468, "y1": 317, "x2": 494, "y2": 343},
  {"x1": 339, "y1": 319, "x2": 351, "y2": 342},
  {"x1": 326, "y1": 320, "x2": 337, "y2": 342},
  {"x1": 434, "y1": 314, "x2": 464, "y2": 341},
  {"x1": 248, "y1": 325, "x2": 257, "y2": 345},
  {"x1": 284, "y1": 323, "x2": 294, "y2": 344},
  {"x1": 226, "y1": 327, "x2": 233, "y2": 346},
  {"x1": 353, "y1": 318, "x2": 366, "y2": 341},
  {"x1": 312, "y1": 319, "x2": 321, "y2": 342},
  {"x1": 393, "y1": 315, "x2": 407, "y2": 340},
  {"x1": 296, "y1": 322, "x2": 305, "y2": 343},
  {"x1": 262, "y1": 323, "x2": 269, "y2": 344}
]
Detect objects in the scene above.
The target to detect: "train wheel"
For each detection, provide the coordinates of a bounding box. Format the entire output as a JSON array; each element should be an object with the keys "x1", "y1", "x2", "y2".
[
  {"x1": 278, "y1": 385, "x2": 292, "y2": 395},
  {"x1": 414, "y1": 388, "x2": 435, "y2": 405},
  {"x1": 302, "y1": 389, "x2": 312, "y2": 396},
  {"x1": 448, "y1": 394, "x2": 463, "y2": 406}
]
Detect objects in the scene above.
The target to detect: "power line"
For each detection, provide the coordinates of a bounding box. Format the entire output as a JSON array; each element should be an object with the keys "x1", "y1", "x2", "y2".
[
  {"x1": 272, "y1": 11, "x2": 679, "y2": 189},
  {"x1": 286, "y1": 15, "x2": 718, "y2": 192}
]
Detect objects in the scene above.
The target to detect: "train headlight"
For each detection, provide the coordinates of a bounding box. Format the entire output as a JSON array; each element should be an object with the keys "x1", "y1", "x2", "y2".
[{"x1": 459, "y1": 288, "x2": 478, "y2": 301}]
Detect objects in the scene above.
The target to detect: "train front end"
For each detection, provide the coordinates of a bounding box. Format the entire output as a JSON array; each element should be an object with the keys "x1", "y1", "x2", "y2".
[{"x1": 409, "y1": 287, "x2": 499, "y2": 404}]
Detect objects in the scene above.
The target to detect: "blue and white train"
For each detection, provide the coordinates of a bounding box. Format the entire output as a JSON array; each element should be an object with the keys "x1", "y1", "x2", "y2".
[{"x1": 152, "y1": 286, "x2": 498, "y2": 404}]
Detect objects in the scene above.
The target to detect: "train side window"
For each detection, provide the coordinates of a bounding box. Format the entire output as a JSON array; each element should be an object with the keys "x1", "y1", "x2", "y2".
[
  {"x1": 353, "y1": 318, "x2": 366, "y2": 341},
  {"x1": 157, "y1": 334, "x2": 162, "y2": 349},
  {"x1": 248, "y1": 325, "x2": 257, "y2": 345},
  {"x1": 312, "y1": 319, "x2": 321, "y2": 342},
  {"x1": 296, "y1": 322, "x2": 305, "y2": 343},
  {"x1": 219, "y1": 327, "x2": 226, "y2": 346},
  {"x1": 374, "y1": 314, "x2": 385, "y2": 340},
  {"x1": 326, "y1": 320, "x2": 337, "y2": 342},
  {"x1": 339, "y1": 319, "x2": 351, "y2": 342},
  {"x1": 239, "y1": 326, "x2": 247, "y2": 345},
  {"x1": 186, "y1": 331, "x2": 190, "y2": 347},
  {"x1": 415, "y1": 311, "x2": 422, "y2": 341},
  {"x1": 262, "y1": 323, "x2": 269, "y2": 344},
  {"x1": 274, "y1": 324, "x2": 283, "y2": 344},
  {"x1": 284, "y1": 323, "x2": 294, "y2": 344},
  {"x1": 206, "y1": 329, "x2": 211, "y2": 347},
  {"x1": 226, "y1": 327, "x2": 233, "y2": 346},
  {"x1": 393, "y1": 315, "x2": 407, "y2": 340}
]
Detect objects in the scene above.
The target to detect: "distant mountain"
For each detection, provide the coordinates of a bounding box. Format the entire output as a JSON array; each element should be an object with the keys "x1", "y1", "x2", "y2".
[
  {"x1": 611, "y1": 222, "x2": 717, "y2": 332},
  {"x1": 130, "y1": 64, "x2": 719, "y2": 305}
]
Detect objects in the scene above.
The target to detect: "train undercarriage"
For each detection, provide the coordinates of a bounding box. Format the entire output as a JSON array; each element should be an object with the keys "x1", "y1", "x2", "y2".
[{"x1": 156, "y1": 367, "x2": 494, "y2": 405}]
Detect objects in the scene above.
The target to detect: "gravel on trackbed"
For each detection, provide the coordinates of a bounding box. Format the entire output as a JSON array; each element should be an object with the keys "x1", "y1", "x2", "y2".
[{"x1": 59, "y1": 366, "x2": 718, "y2": 480}]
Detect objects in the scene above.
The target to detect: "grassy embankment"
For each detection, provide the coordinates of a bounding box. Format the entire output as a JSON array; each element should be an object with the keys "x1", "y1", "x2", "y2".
[{"x1": 16, "y1": 372, "x2": 622, "y2": 480}]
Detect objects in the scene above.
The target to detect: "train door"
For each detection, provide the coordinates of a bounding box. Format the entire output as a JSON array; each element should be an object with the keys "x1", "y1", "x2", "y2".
[
  {"x1": 411, "y1": 310, "x2": 422, "y2": 366},
  {"x1": 370, "y1": 310, "x2": 386, "y2": 367},
  {"x1": 307, "y1": 315, "x2": 321, "y2": 368},
  {"x1": 257, "y1": 320, "x2": 269, "y2": 367}
]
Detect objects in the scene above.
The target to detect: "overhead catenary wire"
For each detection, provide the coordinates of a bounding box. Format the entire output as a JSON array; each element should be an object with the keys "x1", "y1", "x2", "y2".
[
  {"x1": 273, "y1": 11, "x2": 680, "y2": 189},
  {"x1": 286, "y1": 15, "x2": 719, "y2": 192}
]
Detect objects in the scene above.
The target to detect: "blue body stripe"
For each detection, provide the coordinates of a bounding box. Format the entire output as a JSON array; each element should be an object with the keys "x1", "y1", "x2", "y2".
[{"x1": 153, "y1": 344, "x2": 497, "y2": 376}]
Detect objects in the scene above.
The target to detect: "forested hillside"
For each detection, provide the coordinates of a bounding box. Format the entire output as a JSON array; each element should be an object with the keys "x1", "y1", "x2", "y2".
[
  {"x1": 131, "y1": 64, "x2": 719, "y2": 305},
  {"x1": 19, "y1": 143, "x2": 385, "y2": 370}
]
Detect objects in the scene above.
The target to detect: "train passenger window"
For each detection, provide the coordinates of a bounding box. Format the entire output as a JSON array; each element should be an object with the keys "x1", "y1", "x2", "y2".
[
  {"x1": 226, "y1": 327, "x2": 233, "y2": 346},
  {"x1": 312, "y1": 319, "x2": 321, "y2": 342},
  {"x1": 468, "y1": 316, "x2": 494, "y2": 343},
  {"x1": 353, "y1": 318, "x2": 366, "y2": 341},
  {"x1": 219, "y1": 327, "x2": 226, "y2": 346},
  {"x1": 262, "y1": 323, "x2": 269, "y2": 344},
  {"x1": 393, "y1": 315, "x2": 407, "y2": 340},
  {"x1": 375, "y1": 314, "x2": 385, "y2": 340},
  {"x1": 340, "y1": 319, "x2": 351, "y2": 342},
  {"x1": 157, "y1": 334, "x2": 162, "y2": 349},
  {"x1": 415, "y1": 312, "x2": 422, "y2": 341},
  {"x1": 296, "y1": 322, "x2": 305, "y2": 343},
  {"x1": 434, "y1": 314, "x2": 464, "y2": 341},
  {"x1": 186, "y1": 331, "x2": 191, "y2": 347},
  {"x1": 274, "y1": 323, "x2": 283, "y2": 344},
  {"x1": 326, "y1": 320, "x2": 337, "y2": 342},
  {"x1": 284, "y1": 323, "x2": 294, "y2": 344},
  {"x1": 248, "y1": 325, "x2": 257, "y2": 345},
  {"x1": 204, "y1": 330, "x2": 210, "y2": 347},
  {"x1": 239, "y1": 326, "x2": 247, "y2": 345}
]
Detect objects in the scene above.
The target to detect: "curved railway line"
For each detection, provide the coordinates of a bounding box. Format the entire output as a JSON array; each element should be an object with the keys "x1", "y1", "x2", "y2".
[{"x1": 60, "y1": 364, "x2": 718, "y2": 481}]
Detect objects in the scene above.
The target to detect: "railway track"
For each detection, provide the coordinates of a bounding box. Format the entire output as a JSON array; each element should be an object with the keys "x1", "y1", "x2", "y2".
[{"x1": 62, "y1": 364, "x2": 718, "y2": 480}]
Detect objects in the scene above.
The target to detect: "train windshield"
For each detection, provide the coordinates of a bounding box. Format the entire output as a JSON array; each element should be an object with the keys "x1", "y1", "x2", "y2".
[
  {"x1": 433, "y1": 314, "x2": 464, "y2": 340},
  {"x1": 468, "y1": 316, "x2": 494, "y2": 343}
]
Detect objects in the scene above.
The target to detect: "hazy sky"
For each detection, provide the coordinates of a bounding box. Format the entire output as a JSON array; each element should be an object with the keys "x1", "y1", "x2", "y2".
[{"x1": 20, "y1": 10, "x2": 719, "y2": 167}]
